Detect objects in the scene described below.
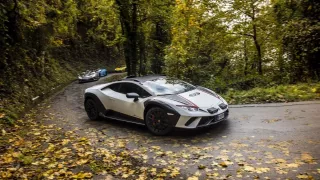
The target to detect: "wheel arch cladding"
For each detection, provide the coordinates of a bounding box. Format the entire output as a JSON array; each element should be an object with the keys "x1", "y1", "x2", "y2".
[
  {"x1": 144, "y1": 99, "x2": 180, "y2": 126},
  {"x1": 84, "y1": 93, "x2": 106, "y2": 114}
]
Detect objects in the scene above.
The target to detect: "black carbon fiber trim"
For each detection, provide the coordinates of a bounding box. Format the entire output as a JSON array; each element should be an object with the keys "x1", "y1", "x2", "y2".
[
  {"x1": 144, "y1": 99, "x2": 180, "y2": 126},
  {"x1": 84, "y1": 93, "x2": 107, "y2": 113},
  {"x1": 185, "y1": 117, "x2": 198, "y2": 126}
]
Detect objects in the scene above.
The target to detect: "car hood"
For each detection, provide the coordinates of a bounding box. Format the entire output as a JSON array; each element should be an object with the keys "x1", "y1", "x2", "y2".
[{"x1": 177, "y1": 89, "x2": 225, "y2": 109}]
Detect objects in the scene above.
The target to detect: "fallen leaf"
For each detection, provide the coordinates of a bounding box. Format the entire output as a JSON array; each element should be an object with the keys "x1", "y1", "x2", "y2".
[
  {"x1": 72, "y1": 172, "x2": 92, "y2": 179},
  {"x1": 219, "y1": 162, "x2": 228, "y2": 167},
  {"x1": 256, "y1": 167, "x2": 270, "y2": 174},
  {"x1": 0, "y1": 113, "x2": 5, "y2": 118},
  {"x1": 301, "y1": 153, "x2": 315, "y2": 163},
  {"x1": 287, "y1": 163, "x2": 299, "y2": 168},
  {"x1": 1, "y1": 129, "x2": 6, "y2": 135},
  {"x1": 296, "y1": 174, "x2": 311, "y2": 179},
  {"x1": 188, "y1": 176, "x2": 199, "y2": 180},
  {"x1": 244, "y1": 165, "x2": 255, "y2": 172}
]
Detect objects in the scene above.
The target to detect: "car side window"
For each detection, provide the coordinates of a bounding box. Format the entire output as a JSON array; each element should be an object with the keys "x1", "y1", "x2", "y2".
[
  {"x1": 118, "y1": 83, "x2": 151, "y2": 98},
  {"x1": 108, "y1": 83, "x2": 121, "y2": 92}
]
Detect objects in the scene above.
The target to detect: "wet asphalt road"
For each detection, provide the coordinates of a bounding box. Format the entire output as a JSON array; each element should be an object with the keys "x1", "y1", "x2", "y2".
[{"x1": 41, "y1": 74, "x2": 320, "y2": 179}]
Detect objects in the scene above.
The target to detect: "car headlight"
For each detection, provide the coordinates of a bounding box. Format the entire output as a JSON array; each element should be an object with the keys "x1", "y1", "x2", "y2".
[
  {"x1": 78, "y1": 76, "x2": 82, "y2": 79},
  {"x1": 176, "y1": 105, "x2": 199, "y2": 112}
]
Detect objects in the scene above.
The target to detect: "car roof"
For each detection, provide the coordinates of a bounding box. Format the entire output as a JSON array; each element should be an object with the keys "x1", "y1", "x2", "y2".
[{"x1": 122, "y1": 75, "x2": 166, "y2": 83}]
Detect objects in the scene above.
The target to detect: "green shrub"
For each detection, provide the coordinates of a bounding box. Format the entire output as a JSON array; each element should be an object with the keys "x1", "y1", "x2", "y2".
[{"x1": 221, "y1": 83, "x2": 320, "y2": 104}]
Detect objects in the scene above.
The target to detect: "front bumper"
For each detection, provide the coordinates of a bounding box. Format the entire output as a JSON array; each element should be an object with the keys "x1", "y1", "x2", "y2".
[{"x1": 175, "y1": 109, "x2": 229, "y2": 129}]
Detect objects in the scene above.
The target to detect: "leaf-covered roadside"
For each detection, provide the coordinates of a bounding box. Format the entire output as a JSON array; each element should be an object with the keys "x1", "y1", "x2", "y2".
[
  {"x1": 223, "y1": 83, "x2": 320, "y2": 105},
  {"x1": 0, "y1": 109, "x2": 167, "y2": 179}
]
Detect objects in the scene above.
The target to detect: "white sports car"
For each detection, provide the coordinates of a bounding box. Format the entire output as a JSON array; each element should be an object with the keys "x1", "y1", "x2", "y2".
[{"x1": 84, "y1": 75, "x2": 229, "y2": 135}]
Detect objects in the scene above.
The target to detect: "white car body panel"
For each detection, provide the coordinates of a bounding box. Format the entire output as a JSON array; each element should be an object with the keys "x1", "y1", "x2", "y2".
[
  {"x1": 108, "y1": 90, "x2": 148, "y2": 120},
  {"x1": 179, "y1": 89, "x2": 224, "y2": 109}
]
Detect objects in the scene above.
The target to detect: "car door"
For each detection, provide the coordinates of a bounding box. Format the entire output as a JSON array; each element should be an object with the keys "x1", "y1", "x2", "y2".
[
  {"x1": 100, "y1": 83, "x2": 122, "y2": 111},
  {"x1": 112, "y1": 82, "x2": 151, "y2": 120}
]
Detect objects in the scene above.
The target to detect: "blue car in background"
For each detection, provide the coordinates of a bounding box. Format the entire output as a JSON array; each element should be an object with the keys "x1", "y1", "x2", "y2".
[{"x1": 98, "y1": 69, "x2": 107, "y2": 77}]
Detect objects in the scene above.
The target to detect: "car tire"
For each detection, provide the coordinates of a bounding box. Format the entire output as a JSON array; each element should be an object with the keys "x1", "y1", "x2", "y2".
[
  {"x1": 145, "y1": 107, "x2": 174, "y2": 136},
  {"x1": 85, "y1": 99, "x2": 100, "y2": 120}
]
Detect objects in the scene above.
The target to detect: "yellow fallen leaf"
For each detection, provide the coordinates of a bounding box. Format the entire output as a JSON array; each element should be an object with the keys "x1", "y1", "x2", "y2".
[
  {"x1": 79, "y1": 137, "x2": 87, "y2": 142},
  {"x1": 118, "y1": 141, "x2": 125, "y2": 148},
  {"x1": 62, "y1": 139, "x2": 70, "y2": 145},
  {"x1": 207, "y1": 172, "x2": 219, "y2": 177},
  {"x1": 1, "y1": 129, "x2": 6, "y2": 135},
  {"x1": 72, "y1": 172, "x2": 92, "y2": 179},
  {"x1": 0, "y1": 113, "x2": 5, "y2": 118},
  {"x1": 34, "y1": 132, "x2": 41, "y2": 135},
  {"x1": 219, "y1": 162, "x2": 228, "y2": 167},
  {"x1": 1, "y1": 171, "x2": 12, "y2": 178},
  {"x1": 287, "y1": 163, "x2": 299, "y2": 168},
  {"x1": 3, "y1": 156, "x2": 13, "y2": 163},
  {"x1": 296, "y1": 174, "x2": 310, "y2": 179},
  {"x1": 76, "y1": 159, "x2": 89, "y2": 165},
  {"x1": 275, "y1": 158, "x2": 286, "y2": 164},
  {"x1": 47, "y1": 162, "x2": 57, "y2": 168},
  {"x1": 187, "y1": 176, "x2": 198, "y2": 180},
  {"x1": 58, "y1": 163, "x2": 64, "y2": 168},
  {"x1": 142, "y1": 155, "x2": 148, "y2": 160},
  {"x1": 170, "y1": 169, "x2": 180, "y2": 178},
  {"x1": 194, "y1": 171, "x2": 201, "y2": 176},
  {"x1": 12, "y1": 152, "x2": 21, "y2": 158},
  {"x1": 244, "y1": 165, "x2": 255, "y2": 172},
  {"x1": 256, "y1": 167, "x2": 270, "y2": 173},
  {"x1": 301, "y1": 153, "x2": 315, "y2": 163}
]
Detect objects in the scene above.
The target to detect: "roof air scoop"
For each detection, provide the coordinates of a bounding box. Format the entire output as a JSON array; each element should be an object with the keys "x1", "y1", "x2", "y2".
[{"x1": 207, "y1": 107, "x2": 218, "y2": 114}]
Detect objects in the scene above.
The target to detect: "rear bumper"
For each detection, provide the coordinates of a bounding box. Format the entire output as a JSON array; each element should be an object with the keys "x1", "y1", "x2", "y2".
[
  {"x1": 79, "y1": 77, "x2": 99, "y2": 83},
  {"x1": 175, "y1": 109, "x2": 229, "y2": 129}
]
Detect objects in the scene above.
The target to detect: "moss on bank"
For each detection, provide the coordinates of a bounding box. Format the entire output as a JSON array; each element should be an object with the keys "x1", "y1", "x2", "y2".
[{"x1": 0, "y1": 50, "x2": 119, "y2": 124}]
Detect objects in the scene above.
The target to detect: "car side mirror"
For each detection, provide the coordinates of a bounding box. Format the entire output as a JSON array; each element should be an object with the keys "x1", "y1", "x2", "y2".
[{"x1": 126, "y1": 93, "x2": 139, "y2": 101}]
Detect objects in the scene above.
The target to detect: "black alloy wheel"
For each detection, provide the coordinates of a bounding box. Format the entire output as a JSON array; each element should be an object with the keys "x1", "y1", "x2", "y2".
[
  {"x1": 85, "y1": 99, "x2": 99, "y2": 120},
  {"x1": 145, "y1": 107, "x2": 173, "y2": 135}
]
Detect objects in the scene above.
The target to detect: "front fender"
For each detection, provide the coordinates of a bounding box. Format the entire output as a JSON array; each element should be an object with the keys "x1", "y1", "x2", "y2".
[
  {"x1": 144, "y1": 99, "x2": 180, "y2": 126},
  {"x1": 84, "y1": 93, "x2": 106, "y2": 114}
]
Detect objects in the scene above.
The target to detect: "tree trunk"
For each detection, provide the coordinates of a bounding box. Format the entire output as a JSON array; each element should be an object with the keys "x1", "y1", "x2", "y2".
[
  {"x1": 138, "y1": 31, "x2": 146, "y2": 75},
  {"x1": 251, "y1": 1, "x2": 262, "y2": 75},
  {"x1": 119, "y1": 17, "x2": 131, "y2": 75},
  {"x1": 253, "y1": 23, "x2": 262, "y2": 75},
  {"x1": 244, "y1": 39, "x2": 248, "y2": 76},
  {"x1": 115, "y1": 0, "x2": 139, "y2": 76},
  {"x1": 130, "y1": 0, "x2": 138, "y2": 76}
]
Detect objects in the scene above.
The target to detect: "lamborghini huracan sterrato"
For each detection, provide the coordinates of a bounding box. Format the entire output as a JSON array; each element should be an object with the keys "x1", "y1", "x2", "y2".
[
  {"x1": 115, "y1": 66, "x2": 126, "y2": 72},
  {"x1": 84, "y1": 75, "x2": 229, "y2": 135},
  {"x1": 78, "y1": 70, "x2": 100, "y2": 83}
]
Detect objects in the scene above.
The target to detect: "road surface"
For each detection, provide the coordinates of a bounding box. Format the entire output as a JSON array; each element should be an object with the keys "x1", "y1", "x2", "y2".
[{"x1": 40, "y1": 74, "x2": 320, "y2": 179}]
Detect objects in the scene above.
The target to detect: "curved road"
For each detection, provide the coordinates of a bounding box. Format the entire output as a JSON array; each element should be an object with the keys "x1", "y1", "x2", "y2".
[{"x1": 41, "y1": 74, "x2": 320, "y2": 179}]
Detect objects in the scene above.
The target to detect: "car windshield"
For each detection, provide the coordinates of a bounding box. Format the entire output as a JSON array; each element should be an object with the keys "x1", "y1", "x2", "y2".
[{"x1": 143, "y1": 78, "x2": 196, "y2": 95}]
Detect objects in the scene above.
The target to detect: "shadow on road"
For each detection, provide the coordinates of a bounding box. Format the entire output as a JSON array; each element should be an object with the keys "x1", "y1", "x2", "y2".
[{"x1": 84, "y1": 116, "x2": 231, "y2": 141}]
